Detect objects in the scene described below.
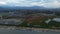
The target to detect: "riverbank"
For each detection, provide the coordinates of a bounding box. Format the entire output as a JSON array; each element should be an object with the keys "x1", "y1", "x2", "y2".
[
  {"x1": 0, "y1": 26, "x2": 60, "y2": 32},
  {"x1": 15, "y1": 27, "x2": 60, "y2": 32}
]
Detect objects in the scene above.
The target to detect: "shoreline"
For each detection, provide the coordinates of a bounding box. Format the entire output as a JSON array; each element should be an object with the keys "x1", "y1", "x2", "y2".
[
  {"x1": 0, "y1": 26, "x2": 60, "y2": 32},
  {"x1": 16, "y1": 27, "x2": 60, "y2": 32}
]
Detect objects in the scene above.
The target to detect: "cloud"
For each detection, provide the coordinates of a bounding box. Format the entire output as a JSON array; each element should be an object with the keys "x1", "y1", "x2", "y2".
[
  {"x1": 0, "y1": 0, "x2": 60, "y2": 8},
  {"x1": 29, "y1": 0, "x2": 60, "y2": 8},
  {"x1": 0, "y1": 1, "x2": 7, "y2": 5},
  {"x1": 40, "y1": 0, "x2": 60, "y2": 8}
]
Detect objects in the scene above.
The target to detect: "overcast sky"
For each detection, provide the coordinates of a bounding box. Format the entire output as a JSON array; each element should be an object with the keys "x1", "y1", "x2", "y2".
[{"x1": 0, "y1": 0, "x2": 60, "y2": 8}]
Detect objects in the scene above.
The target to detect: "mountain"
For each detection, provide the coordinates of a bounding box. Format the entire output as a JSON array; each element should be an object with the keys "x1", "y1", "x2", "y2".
[
  {"x1": 0, "y1": 6, "x2": 46, "y2": 10},
  {"x1": 0, "y1": 6, "x2": 60, "y2": 12}
]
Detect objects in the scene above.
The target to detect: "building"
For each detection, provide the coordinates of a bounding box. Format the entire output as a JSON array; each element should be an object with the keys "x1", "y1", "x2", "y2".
[{"x1": 0, "y1": 19, "x2": 23, "y2": 25}]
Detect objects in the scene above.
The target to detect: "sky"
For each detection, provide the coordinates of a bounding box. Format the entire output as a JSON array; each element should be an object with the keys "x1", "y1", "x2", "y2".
[{"x1": 0, "y1": 0, "x2": 60, "y2": 8}]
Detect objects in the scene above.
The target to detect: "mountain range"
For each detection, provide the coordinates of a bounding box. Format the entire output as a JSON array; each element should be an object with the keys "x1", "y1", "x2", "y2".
[{"x1": 0, "y1": 6, "x2": 60, "y2": 12}]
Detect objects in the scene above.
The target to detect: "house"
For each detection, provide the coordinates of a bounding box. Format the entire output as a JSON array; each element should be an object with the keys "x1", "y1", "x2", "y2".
[{"x1": 0, "y1": 19, "x2": 23, "y2": 25}]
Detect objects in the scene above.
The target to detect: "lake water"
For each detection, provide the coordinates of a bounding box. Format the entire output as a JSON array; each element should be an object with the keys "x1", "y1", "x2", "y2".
[{"x1": 0, "y1": 29, "x2": 60, "y2": 34}]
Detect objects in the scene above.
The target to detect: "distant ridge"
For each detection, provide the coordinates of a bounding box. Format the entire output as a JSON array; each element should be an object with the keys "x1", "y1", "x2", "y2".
[{"x1": 0, "y1": 6, "x2": 46, "y2": 10}]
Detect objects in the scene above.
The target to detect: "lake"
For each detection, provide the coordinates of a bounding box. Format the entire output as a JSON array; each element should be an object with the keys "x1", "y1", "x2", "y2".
[{"x1": 0, "y1": 29, "x2": 60, "y2": 34}]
